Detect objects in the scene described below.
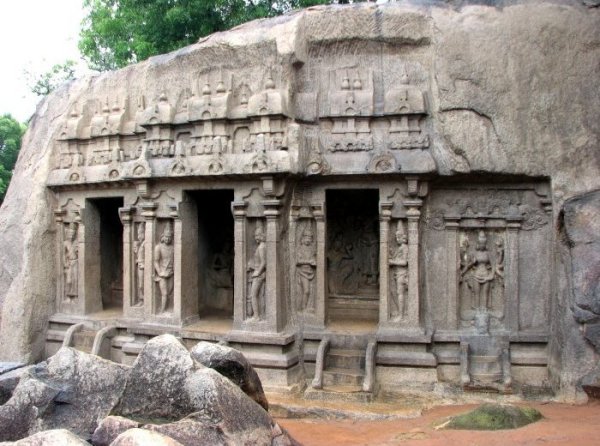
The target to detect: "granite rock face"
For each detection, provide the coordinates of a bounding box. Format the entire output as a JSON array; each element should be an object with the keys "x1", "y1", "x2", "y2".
[
  {"x1": 0, "y1": 1, "x2": 598, "y2": 402},
  {"x1": 0, "y1": 348, "x2": 130, "y2": 442},
  {"x1": 191, "y1": 341, "x2": 269, "y2": 411}
]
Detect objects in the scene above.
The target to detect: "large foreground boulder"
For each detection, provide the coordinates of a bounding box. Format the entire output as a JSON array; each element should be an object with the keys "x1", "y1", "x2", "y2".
[
  {"x1": 0, "y1": 348, "x2": 129, "y2": 441},
  {"x1": 191, "y1": 341, "x2": 269, "y2": 411},
  {"x1": 1, "y1": 429, "x2": 89, "y2": 446}
]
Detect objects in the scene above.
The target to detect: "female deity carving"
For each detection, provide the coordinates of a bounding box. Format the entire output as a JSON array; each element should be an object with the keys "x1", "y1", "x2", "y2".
[
  {"x1": 461, "y1": 231, "x2": 495, "y2": 309},
  {"x1": 63, "y1": 222, "x2": 79, "y2": 300},
  {"x1": 296, "y1": 225, "x2": 316, "y2": 312}
]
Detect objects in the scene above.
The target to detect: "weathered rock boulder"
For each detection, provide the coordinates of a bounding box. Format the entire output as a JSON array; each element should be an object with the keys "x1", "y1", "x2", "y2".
[
  {"x1": 0, "y1": 348, "x2": 130, "y2": 442},
  {"x1": 0, "y1": 429, "x2": 89, "y2": 446},
  {"x1": 560, "y1": 189, "x2": 600, "y2": 396},
  {"x1": 191, "y1": 341, "x2": 269, "y2": 411},
  {"x1": 114, "y1": 335, "x2": 273, "y2": 438},
  {"x1": 109, "y1": 428, "x2": 184, "y2": 446},
  {"x1": 0, "y1": 365, "x2": 30, "y2": 405},
  {"x1": 91, "y1": 416, "x2": 140, "y2": 446}
]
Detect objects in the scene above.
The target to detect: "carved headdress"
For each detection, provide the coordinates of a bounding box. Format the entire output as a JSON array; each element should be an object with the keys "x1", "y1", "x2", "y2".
[
  {"x1": 161, "y1": 221, "x2": 173, "y2": 240},
  {"x1": 254, "y1": 220, "x2": 265, "y2": 238}
]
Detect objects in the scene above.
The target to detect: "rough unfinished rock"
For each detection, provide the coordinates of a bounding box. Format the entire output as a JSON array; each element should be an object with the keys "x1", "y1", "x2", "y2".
[
  {"x1": 109, "y1": 429, "x2": 184, "y2": 446},
  {"x1": 0, "y1": 348, "x2": 130, "y2": 442},
  {"x1": 191, "y1": 341, "x2": 268, "y2": 411},
  {"x1": 114, "y1": 335, "x2": 273, "y2": 441},
  {"x1": 0, "y1": 429, "x2": 89, "y2": 446},
  {"x1": 91, "y1": 417, "x2": 140, "y2": 446}
]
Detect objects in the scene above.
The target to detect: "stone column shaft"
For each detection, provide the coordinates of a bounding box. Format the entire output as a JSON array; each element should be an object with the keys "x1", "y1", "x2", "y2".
[
  {"x1": 263, "y1": 199, "x2": 282, "y2": 332},
  {"x1": 313, "y1": 204, "x2": 326, "y2": 329},
  {"x1": 378, "y1": 202, "x2": 393, "y2": 325},
  {"x1": 141, "y1": 203, "x2": 157, "y2": 318},
  {"x1": 445, "y1": 219, "x2": 460, "y2": 330},
  {"x1": 232, "y1": 201, "x2": 248, "y2": 329},
  {"x1": 404, "y1": 199, "x2": 422, "y2": 330},
  {"x1": 505, "y1": 220, "x2": 521, "y2": 332},
  {"x1": 118, "y1": 207, "x2": 134, "y2": 317}
]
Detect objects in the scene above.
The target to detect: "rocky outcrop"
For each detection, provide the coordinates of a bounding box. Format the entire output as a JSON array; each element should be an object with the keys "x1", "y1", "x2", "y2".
[
  {"x1": 191, "y1": 341, "x2": 269, "y2": 411},
  {"x1": 0, "y1": 348, "x2": 130, "y2": 441},
  {"x1": 1, "y1": 429, "x2": 90, "y2": 446},
  {"x1": 0, "y1": 335, "x2": 296, "y2": 445}
]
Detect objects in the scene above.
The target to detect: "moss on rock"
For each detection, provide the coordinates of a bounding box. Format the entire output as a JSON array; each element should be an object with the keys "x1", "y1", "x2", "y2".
[{"x1": 444, "y1": 404, "x2": 542, "y2": 431}]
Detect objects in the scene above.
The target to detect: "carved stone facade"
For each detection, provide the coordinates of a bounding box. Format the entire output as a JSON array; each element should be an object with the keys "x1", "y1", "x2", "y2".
[{"x1": 2, "y1": 2, "x2": 590, "y2": 400}]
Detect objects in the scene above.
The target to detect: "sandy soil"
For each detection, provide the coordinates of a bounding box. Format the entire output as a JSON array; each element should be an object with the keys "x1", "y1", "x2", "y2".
[{"x1": 277, "y1": 401, "x2": 600, "y2": 446}]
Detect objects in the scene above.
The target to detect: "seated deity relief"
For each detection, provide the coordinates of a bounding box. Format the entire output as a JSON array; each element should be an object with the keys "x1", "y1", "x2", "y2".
[{"x1": 459, "y1": 230, "x2": 505, "y2": 328}]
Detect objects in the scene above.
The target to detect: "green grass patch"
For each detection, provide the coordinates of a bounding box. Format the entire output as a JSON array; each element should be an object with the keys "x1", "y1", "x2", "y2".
[{"x1": 442, "y1": 404, "x2": 542, "y2": 431}]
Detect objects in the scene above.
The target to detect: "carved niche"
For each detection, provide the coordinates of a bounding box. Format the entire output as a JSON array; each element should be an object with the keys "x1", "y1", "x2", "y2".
[
  {"x1": 154, "y1": 219, "x2": 175, "y2": 314},
  {"x1": 54, "y1": 200, "x2": 82, "y2": 306},
  {"x1": 246, "y1": 219, "x2": 267, "y2": 321},
  {"x1": 296, "y1": 218, "x2": 317, "y2": 313}
]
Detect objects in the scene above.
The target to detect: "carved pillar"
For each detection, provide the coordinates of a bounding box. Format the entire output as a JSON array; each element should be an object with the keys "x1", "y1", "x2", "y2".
[
  {"x1": 232, "y1": 201, "x2": 248, "y2": 329},
  {"x1": 312, "y1": 203, "x2": 327, "y2": 329},
  {"x1": 82, "y1": 202, "x2": 101, "y2": 314},
  {"x1": 445, "y1": 217, "x2": 460, "y2": 330},
  {"x1": 54, "y1": 209, "x2": 67, "y2": 313},
  {"x1": 378, "y1": 201, "x2": 393, "y2": 326},
  {"x1": 505, "y1": 218, "x2": 521, "y2": 332},
  {"x1": 171, "y1": 205, "x2": 184, "y2": 322},
  {"x1": 289, "y1": 208, "x2": 300, "y2": 315},
  {"x1": 178, "y1": 200, "x2": 199, "y2": 324},
  {"x1": 404, "y1": 198, "x2": 423, "y2": 331},
  {"x1": 119, "y1": 207, "x2": 137, "y2": 319},
  {"x1": 263, "y1": 199, "x2": 283, "y2": 332},
  {"x1": 140, "y1": 202, "x2": 157, "y2": 319}
]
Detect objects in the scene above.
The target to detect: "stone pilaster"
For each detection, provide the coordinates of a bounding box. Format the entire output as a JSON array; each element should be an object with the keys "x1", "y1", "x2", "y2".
[
  {"x1": 232, "y1": 201, "x2": 248, "y2": 330},
  {"x1": 312, "y1": 203, "x2": 327, "y2": 330},
  {"x1": 140, "y1": 202, "x2": 157, "y2": 320},
  {"x1": 263, "y1": 199, "x2": 284, "y2": 332},
  {"x1": 403, "y1": 198, "x2": 424, "y2": 334},
  {"x1": 445, "y1": 217, "x2": 460, "y2": 330},
  {"x1": 118, "y1": 207, "x2": 138, "y2": 319},
  {"x1": 505, "y1": 218, "x2": 521, "y2": 332},
  {"x1": 378, "y1": 201, "x2": 393, "y2": 327}
]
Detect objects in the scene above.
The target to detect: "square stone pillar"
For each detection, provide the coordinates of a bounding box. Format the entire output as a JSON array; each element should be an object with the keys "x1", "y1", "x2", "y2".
[
  {"x1": 81, "y1": 201, "x2": 102, "y2": 315},
  {"x1": 178, "y1": 201, "x2": 199, "y2": 324},
  {"x1": 401, "y1": 198, "x2": 425, "y2": 335},
  {"x1": 232, "y1": 201, "x2": 248, "y2": 330},
  {"x1": 505, "y1": 218, "x2": 521, "y2": 332},
  {"x1": 378, "y1": 201, "x2": 393, "y2": 327},
  {"x1": 140, "y1": 202, "x2": 157, "y2": 321},
  {"x1": 445, "y1": 217, "x2": 460, "y2": 330},
  {"x1": 263, "y1": 199, "x2": 285, "y2": 332},
  {"x1": 312, "y1": 203, "x2": 327, "y2": 329},
  {"x1": 119, "y1": 206, "x2": 141, "y2": 319}
]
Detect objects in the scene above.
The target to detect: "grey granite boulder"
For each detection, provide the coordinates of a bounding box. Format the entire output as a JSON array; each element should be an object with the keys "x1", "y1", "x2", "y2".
[
  {"x1": 0, "y1": 429, "x2": 89, "y2": 446},
  {"x1": 109, "y1": 429, "x2": 184, "y2": 446},
  {"x1": 191, "y1": 341, "x2": 269, "y2": 411},
  {"x1": 0, "y1": 348, "x2": 130, "y2": 442},
  {"x1": 114, "y1": 335, "x2": 275, "y2": 445},
  {"x1": 91, "y1": 416, "x2": 140, "y2": 446}
]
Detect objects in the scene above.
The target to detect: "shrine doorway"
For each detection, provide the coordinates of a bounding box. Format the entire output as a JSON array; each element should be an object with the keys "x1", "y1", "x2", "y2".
[
  {"x1": 86, "y1": 197, "x2": 124, "y2": 312},
  {"x1": 191, "y1": 190, "x2": 235, "y2": 322},
  {"x1": 326, "y1": 189, "x2": 379, "y2": 324}
]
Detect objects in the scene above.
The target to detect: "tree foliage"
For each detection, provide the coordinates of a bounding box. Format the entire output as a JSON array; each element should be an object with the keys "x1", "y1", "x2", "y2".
[
  {"x1": 0, "y1": 115, "x2": 26, "y2": 200},
  {"x1": 79, "y1": 0, "x2": 337, "y2": 71},
  {"x1": 25, "y1": 60, "x2": 77, "y2": 96}
]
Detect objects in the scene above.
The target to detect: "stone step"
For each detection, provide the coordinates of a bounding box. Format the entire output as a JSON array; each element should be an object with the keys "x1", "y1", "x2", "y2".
[
  {"x1": 323, "y1": 367, "x2": 364, "y2": 387},
  {"x1": 328, "y1": 297, "x2": 379, "y2": 321},
  {"x1": 304, "y1": 385, "x2": 374, "y2": 403},
  {"x1": 326, "y1": 349, "x2": 364, "y2": 370}
]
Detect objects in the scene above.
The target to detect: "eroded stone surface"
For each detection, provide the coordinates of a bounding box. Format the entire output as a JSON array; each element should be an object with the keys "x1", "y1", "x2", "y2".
[
  {"x1": 191, "y1": 341, "x2": 268, "y2": 411},
  {"x1": 91, "y1": 416, "x2": 140, "y2": 446}
]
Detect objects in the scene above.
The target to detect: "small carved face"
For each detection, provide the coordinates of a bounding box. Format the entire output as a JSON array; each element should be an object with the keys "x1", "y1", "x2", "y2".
[
  {"x1": 396, "y1": 233, "x2": 407, "y2": 245},
  {"x1": 302, "y1": 234, "x2": 313, "y2": 245},
  {"x1": 255, "y1": 231, "x2": 265, "y2": 243},
  {"x1": 162, "y1": 234, "x2": 173, "y2": 245}
]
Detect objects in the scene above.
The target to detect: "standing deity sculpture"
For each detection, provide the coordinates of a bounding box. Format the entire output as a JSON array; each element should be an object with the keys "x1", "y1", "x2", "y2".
[
  {"x1": 63, "y1": 222, "x2": 79, "y2": 301},
  {"x1": 133, "y1": 222, "x2": 145, "y2": 306},
  {"x1": 247, "y1": 221, "x2": 266, "y2": 321},
  {"x1": 359, "y1": 221, "x2": 378, "y2": 286},
  {"x1": 389, "y1": 221, "x2": 408, "y2": 320},
  {"x1": 461, "y1": 230, "x2": 495, "y2": 309},
  {"x1": 327, "y1": 233, "x2": 354, "y2": 295},
  {"x1": 296, "y1": 225, "x2": 316, "y2": 312},
  {"x1": 154, "y1": 221, "x2": 174, "y2": 313}
]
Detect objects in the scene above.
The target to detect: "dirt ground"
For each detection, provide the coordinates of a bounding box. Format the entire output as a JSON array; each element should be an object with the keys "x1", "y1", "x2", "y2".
[{"x1": 277, "y1": 401, "x2": 600, "y2": 446}]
